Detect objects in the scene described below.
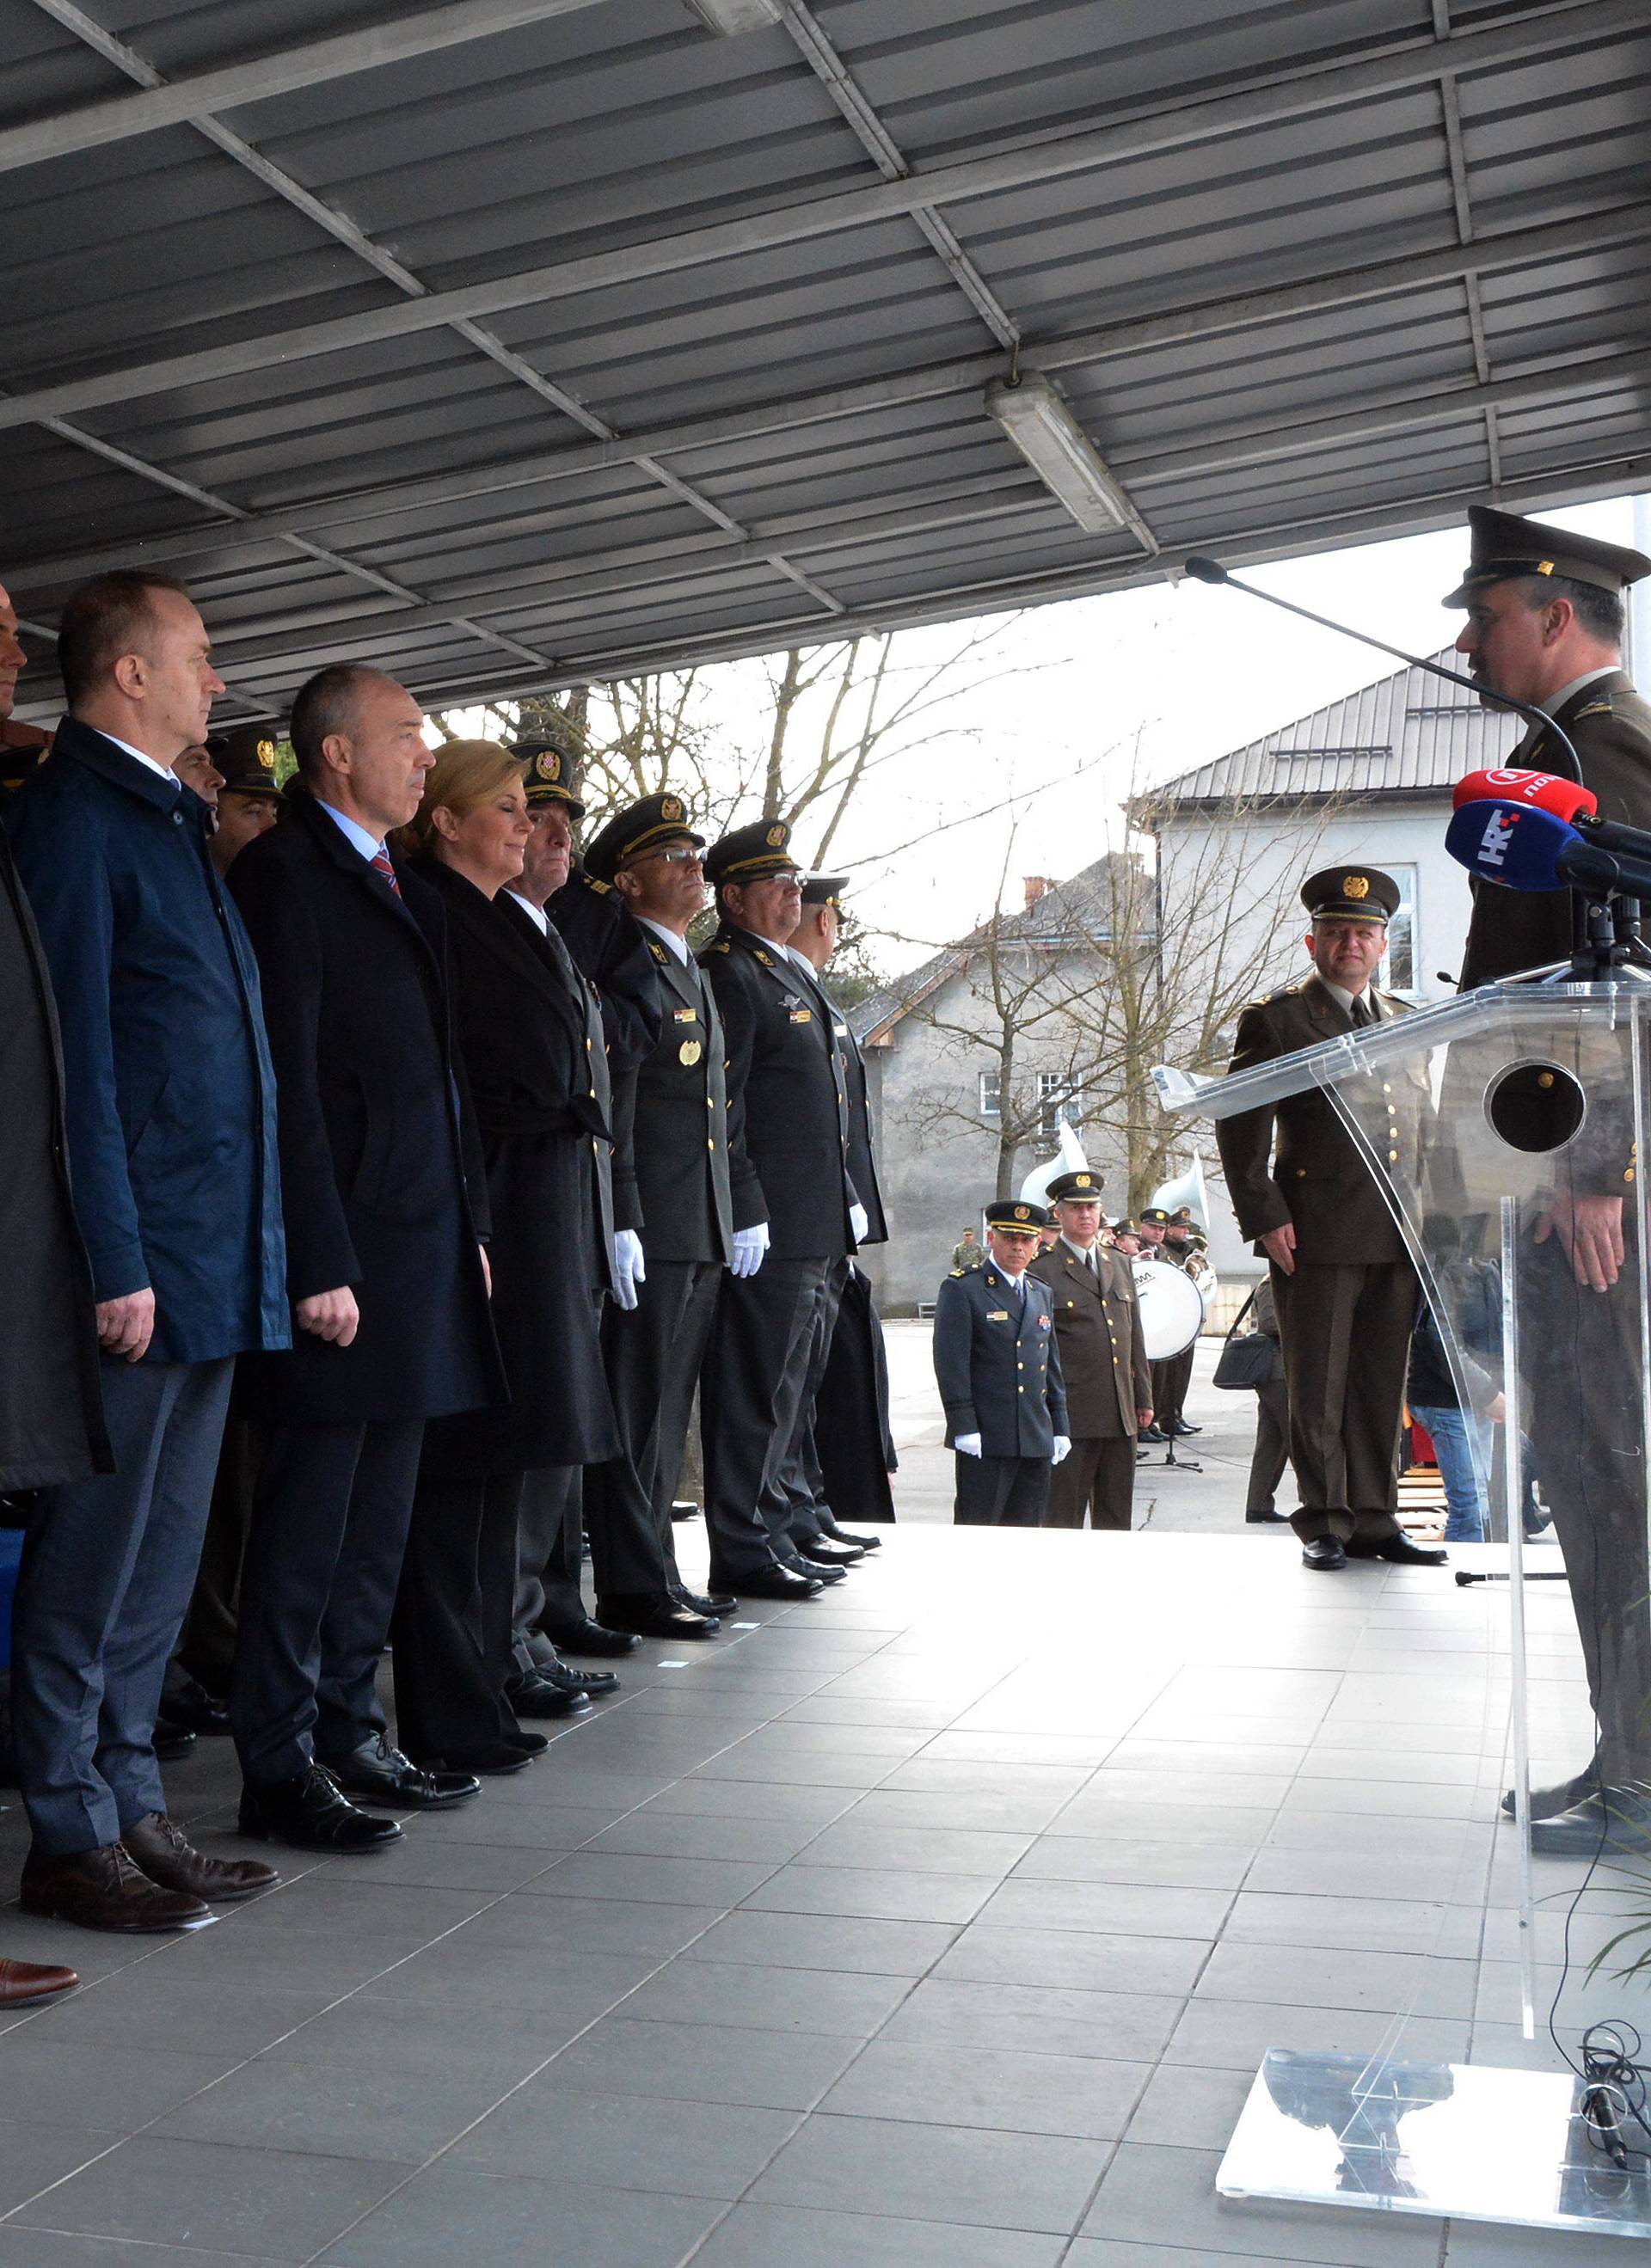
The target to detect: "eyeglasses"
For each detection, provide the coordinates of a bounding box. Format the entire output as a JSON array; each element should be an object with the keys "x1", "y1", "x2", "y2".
[{"x1": 628, "y1": 845, "x2": 703, "y2": 870}]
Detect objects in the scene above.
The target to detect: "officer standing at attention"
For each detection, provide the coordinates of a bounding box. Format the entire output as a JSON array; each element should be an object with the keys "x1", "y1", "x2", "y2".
[
  {"x1": 1217, "y1": 865, "x2": 1441, "y2": 1573},
  {"x1": 934, "y1": 1198, "x2": 1070, "y2": 1527},
  {"x1": 1029, "y1": 1171, "x2": 1151, "y2": 1529},
  {"x1": 1150, "y1": 1210, "x2": 1206, "y2": 1442}
]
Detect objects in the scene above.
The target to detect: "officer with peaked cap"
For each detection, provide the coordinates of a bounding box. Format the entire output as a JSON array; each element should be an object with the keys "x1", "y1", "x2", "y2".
[
  {"x1": 1151, "y1": 1209, "x2": 1208, "y2": 1443},
  {"x1": 202, "y1": 725, "x2": 283, "y2": 876},
  {"x1": 1217, "y1": 864, "x2": 1440, "y2": 1572},
  {"x1": 933, "y1": 1198, "x2": 1069, "y2": 1526},
  {"x1": 697, "y1": 818, "x2": 862, "y2": 1598},
  {"x1": 1029, "y1": 1171, "x2": 1150, "y2": 1528},
  {"x1": 1446, "y1": 506, "x2": 1651, "y2": 990}
]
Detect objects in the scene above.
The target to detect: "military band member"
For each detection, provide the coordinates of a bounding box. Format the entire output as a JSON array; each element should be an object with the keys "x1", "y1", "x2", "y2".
[
  {"x1": 1029, "y1": 1171, "x2": 1151, "y2": 1529},
  {"x1": 934, "y1": 1199, "x2": 1070, "y2": 1528},
  {"x1": 1135, "y1": 1206, "x2": 1171, "y2": 1441},
  {"x1": 1216, "y1": 865, "x2": 1441, "y2": 1572},
  {"x1": 1151, "y1": 1211, "x2": 1206, "y2": 1441}
]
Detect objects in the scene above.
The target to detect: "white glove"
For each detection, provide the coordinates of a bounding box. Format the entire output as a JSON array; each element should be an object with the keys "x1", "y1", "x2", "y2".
[
  {"x1": 731, "y1": 1222, "x2": 770, "y2": 1278},
  {"x1": 954, "y1": 1432, "x2": 984, "y2": 1458},
  {"x1": 611, "y1": 1229, "x2": 645, "y2": 1311},
  {"x1": 1051, "y1": 1434, "x2": 1071, "y2": 1466},
  {"x1": 849, "y1": 1201, "x2": 869, "y2": 1245}
]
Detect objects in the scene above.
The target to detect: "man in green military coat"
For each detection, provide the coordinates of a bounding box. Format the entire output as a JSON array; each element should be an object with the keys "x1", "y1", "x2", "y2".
[{"x1": 1216, "y1": 866, "x2": 1442, "y2": 1573}]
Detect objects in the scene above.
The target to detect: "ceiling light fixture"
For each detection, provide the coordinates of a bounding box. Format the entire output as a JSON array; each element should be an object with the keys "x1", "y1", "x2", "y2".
[
  {"x1": 683, "y1": 0, "x2": 783, "y2": 32},
  {"x1": 984, "y1": 370, "x2": 1131, "y2": 535}
]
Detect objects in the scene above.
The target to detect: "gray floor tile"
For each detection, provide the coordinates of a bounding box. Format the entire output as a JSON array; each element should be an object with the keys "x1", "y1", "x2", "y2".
[
  {"x1": 1012, "y1": 1836, "x2": 1255, "y2": 1891},
  {"x1": 0, "y1": 2041, "x2": 231, "y2": 2135},
  {"x1": 523, "y1": 1849, "x2": 782, "y2": 1907},
  {"x1": 0, "y1": 2122, "x2": 126, "y2": 2216},
  {"x1": 780, "y1": 1697, "x2": 962, "y2": 1731},
  {"x1": 11, "y1": 2136, "x2": 405, "y2": 2260},
  {"x1": 447, "y1": 1889, "x2": 719, "y2": 1958},
  {"x1": 934, "y1": 1923, "x2": 1209, "y2": 1996},
  {"x1": 214, "y1": 1879, "x2": 489, "y2": 1940},
  {"x1": 581, "y1": 1810, "x2": 819, "y2": 1863},
  {"x1": 256, "y1": 1993, "x2": 589, "y2": 2079},
  {"x1": 739, "y1": 1862, "x2": 1000, "y2": 1923},
  {"x1": 1067, "y1": 2245, "x2": 1357, "y2": 2266},
  {"x1": 128, "y1": 1926, "x2": 430, "y2": 1997},
  {"x1": 689, "y1": 2200, "x2": 1067, "y2": 2266},
  {"x1": 843, "y1": 1787, "x2": 1085, "y2": 1834},
  {"x1": 1444, "y1": 2219, "x2": 1651, "y2": 2264},
  {"x1": 317, "y1": 2166, "x2": 722, "y2": 2267},
  {"x1": 1079, "y1": 2142, "x2": 1445, "y2": 2264},
  {"x1": 1222, "y1": 1891, "x2": 1470, "y2": 1958},
  {"x1": 1163, "y1": 1997, "x2": 1470, "y2": 2072},
  {"x1": 151, "y1": 2054, "x2": 518, "y2": 2166},
  {"x1": 1194, "y1": 1940, "x2": 1476, "y2": 2020},
  {"x1": 976, "y1": 1877, "x2": 1233, "y2": 1940},
  {"x1": 748, "y1": 2109, "x2": 1104, "y2": 2234},
  {"x1": 21, "y1": 1978, "x2": 327, "y2": 2061},
  {"x1": 446, "y1": 2083, "x2": 800, "y2": 2198},
  {"x1": 790, "y1": 1819, "x2": 1035, "y2": 1877},
  {"x1": 722, "y1": 1720, "x2": 930, "y2": 1760},
  {"x1": 1051, "y1": 1803, "x2": 1278, "y2": 1848},
  {"x1": 915, "y1": 1731, "x2": 1120, "y2": 1768},
  {"x1": 1125, "y1": 2060, "x2": 1258, "y2": 2149},
  {"x1": 820, "y1": 2036, "x2": 1149, "y2": 2141},
  {"x1": 357, "y1": 1940, "x2": 658, "y2": 2019},
  {"x1": 321, "y1": 1836, "x2": 566, "y2": 1891},
  {"x1": 686, "y1": 1750, "x2": 899, "y2": 1790},
  {"x1": 547, "y1": 2014, "x2": 859, "y2": 2110},
  {"x1": 682, "y1": 1906, "x2": 958, "y2": 1977},
  {"x1": 617, "y1": 1955, "x2": 912, "y2": 2036},
  {"x1": 875, "y1": 1759, "x2": 1094, "y2": 1800},
  {"x1": 1241, "y1": 1850, "x2": 1469, "y2": 1903},
  {"x1": 405, "y1": 1802, "x2": 617, "y2": 1850},
  {"x1": 638, "y1": 1779, "x2": 858, "y2": 1826},
  {"x1": 0, "y1": 2238, "x2": 272, "y2": 2265},
  {"x1": 884, "y1": 1977, "x2": 1185, "y2": 2063}
]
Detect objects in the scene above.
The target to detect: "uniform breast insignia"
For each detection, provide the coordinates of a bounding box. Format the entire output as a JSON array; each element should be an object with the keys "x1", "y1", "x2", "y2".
[
  {"x1": 1039, "y1": 1313, "x2": 1051, "y2": 1330},
  {"x1": 833, "y1": 1022, "x2": 849, "y2": 1037},
  {"x1": 679, "y1": 1039, "x2": 703, "y2": 1066},
  {"x1": 672, "y1": 1006, "x2": 697, "y2": 1022},
  {"x1": 790, "y1": 1008, "x2": 813, "y2": 1023},
  {"x1": 753, "y1": 948, "x2": 773, "y2": 965},
  {"x1": 986, "y1": 1310, "x2": 1010, "y2": 1321},
  {"x1": 647, "y1": 940, "x2": 667, "y2": 963}
]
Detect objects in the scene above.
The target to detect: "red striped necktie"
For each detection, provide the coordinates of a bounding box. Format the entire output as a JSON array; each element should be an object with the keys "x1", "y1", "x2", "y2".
[{"x1": 370, "y1": 847, "x2": 401, "y2": 897}]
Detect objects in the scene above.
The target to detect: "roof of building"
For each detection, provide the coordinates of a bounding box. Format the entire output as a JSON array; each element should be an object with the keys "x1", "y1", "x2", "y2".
[
  {"x1": 1140, "y1": 647, "x2": 1516, "y2": 812},
  {"x1": 5, "y1": 2, "x2": 1651, "y2": 725}
]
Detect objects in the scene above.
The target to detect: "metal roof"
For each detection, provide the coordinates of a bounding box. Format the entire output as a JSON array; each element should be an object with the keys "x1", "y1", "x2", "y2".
[
  {"x1": 1146, "y1": 645, "x2": 1516, "y2": 807},
  {"x1": 5, "y1": 0, "x2": 1651, "y2": 728}
]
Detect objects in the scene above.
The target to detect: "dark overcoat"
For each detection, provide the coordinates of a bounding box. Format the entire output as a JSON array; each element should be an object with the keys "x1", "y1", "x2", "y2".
[
  {"x1": 797, "y1": 961, "x2": 887, "y2": 1245},
  {"x1": 550, "y1": 864, "x2": 665, "y2": 1072},
  {"x1": 932, "y1": 1263, "x2": 1068, "y2": 1456},
  {"x1": 1028, "y1": 1241, "x2": 1150, "y2": 1437},
  {"x1": 420, "y1": 867, "x2": 620, "y2": 1473},
  {"x1": 0, "y1": 828, "x2": 110, "y2": 1488},
  {"x1": 699, "y1": 925, "x2": 856, "y2": 1259},
  {"x1": 228, "y1": 788, "x2": 502, "y2": 1427},
  {"x1": 814, "y1": 1263, "x2": 897, "y2": 1523},
  {"x1": 610, "y1": 929, "x2": 751, "y2": 1262},
  {"x1": 4, "y1": 719, "x2": 287, "y2": 1367}
]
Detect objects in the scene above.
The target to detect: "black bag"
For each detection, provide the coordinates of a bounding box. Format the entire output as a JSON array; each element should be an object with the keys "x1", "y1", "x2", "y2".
[{"x1": 1212, "y1": 1289, "x2": 1281, "y2": 1390}]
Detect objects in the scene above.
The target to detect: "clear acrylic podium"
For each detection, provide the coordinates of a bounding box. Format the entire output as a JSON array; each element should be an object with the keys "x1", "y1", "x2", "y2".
[{"x1": 1156, "y1": 975, "x2": 1651, "y2": 2242}]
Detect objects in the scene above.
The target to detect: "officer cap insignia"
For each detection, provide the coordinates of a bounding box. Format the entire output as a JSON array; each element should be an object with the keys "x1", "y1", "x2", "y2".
[
  {"x1": 256, "y1": 739, "x2": 276, "y2": 769},
  {"x1": 661, "y1": 794, "x2": 684, "y2": 822},
  {"x1": 766, "y1": 823, "x2": 786, "y2": 848},
  {"x1": 1076, "y1": 1174, "x2": 1091, "y2": 1188},
  {"x1": 1343, "y1": 874, "x2": 1368, "y2": 900},
  {"x1": 536, "y1": 750, "x2": 562, "y2": 783},
  {"x1": 1014, "y1": 1205, "x2": 1029, "y2": 1221}
]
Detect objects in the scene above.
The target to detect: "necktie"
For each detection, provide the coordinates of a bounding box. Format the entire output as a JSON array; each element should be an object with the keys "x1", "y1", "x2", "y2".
[
  {"x1": 1351, "y1": 992, "x2": 1372, "y2": 1029},
  {"x1": 370, "y1": 847, "x2": 401, "y2": 897}
]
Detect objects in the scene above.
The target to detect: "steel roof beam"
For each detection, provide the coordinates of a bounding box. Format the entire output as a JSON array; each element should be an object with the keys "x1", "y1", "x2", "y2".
[
  {"x1": 3, "y1": 0, "x2": 617, "y2": 175},
  {"x1": 1, "y1": 0, "x2": 1638, "y2": 434}
]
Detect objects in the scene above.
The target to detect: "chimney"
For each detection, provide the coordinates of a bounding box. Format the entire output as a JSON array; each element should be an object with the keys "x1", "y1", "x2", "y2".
[{"x1": 1023, "y1": 876, "x2": 1053, "y2": 909}]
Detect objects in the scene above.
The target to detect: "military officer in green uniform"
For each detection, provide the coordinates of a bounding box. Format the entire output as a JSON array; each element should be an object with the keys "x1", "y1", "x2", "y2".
[
  {"x1": 1028, "y1": 1170, "x2": 1151, "y2": 1529},
  {"x1": 933, "y1": 1198, "x2": 1069, "y2": 1527},
  {"x1": 1216, "y1": 865, "x2": 1442, "y2": 1572}
]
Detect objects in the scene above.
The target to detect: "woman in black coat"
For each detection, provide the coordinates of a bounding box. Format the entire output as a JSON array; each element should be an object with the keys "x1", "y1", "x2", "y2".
[{"x1": 389, "y1": 741, "x2": 621, "y2": 1774}]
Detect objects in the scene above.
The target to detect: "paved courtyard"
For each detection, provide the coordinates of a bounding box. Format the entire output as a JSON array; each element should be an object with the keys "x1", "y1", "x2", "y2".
[{"x1": 0, "y1": 1478, "x2": 1636, "y2": 2267}]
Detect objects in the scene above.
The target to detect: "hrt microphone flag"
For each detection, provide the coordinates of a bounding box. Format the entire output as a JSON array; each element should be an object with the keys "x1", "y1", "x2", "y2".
[
  {"x1": 1445, "y1": 799, "x2": 1569, "y2": 890},
  {"x1": 1451, "y1": 766, "x2": 1598, "y2": 820}
]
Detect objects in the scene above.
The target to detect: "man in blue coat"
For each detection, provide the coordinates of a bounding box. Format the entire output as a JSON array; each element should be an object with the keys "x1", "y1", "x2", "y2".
[
  {"x1": 933, "y1": 1198, "x2": 1071, "y2": 1527},
  {"x1": 3, "y1": 571, "x2": 287, "y2": 1933}
]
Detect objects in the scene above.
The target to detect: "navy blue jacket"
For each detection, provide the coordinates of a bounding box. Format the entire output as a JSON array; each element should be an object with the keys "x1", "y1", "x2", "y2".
[
  {"x1": 3, "y1": 719, "x2": 287, "y2": 1365},
  {"x1": 932, "y1": 1261, "x2": 1067, "y2": 1457}
]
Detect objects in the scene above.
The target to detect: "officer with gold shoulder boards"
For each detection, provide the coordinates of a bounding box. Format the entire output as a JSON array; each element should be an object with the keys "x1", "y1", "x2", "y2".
[
  {"x1": 1028, "y1": 1170, "x2": 1150, "y2": 1529},
  {"x1": 934, "y1": 1198, "x2": 1069, "y2": 1526},
  {"x1": 1216, "y1": 865, "x2": 1439, "y2": 1573}
]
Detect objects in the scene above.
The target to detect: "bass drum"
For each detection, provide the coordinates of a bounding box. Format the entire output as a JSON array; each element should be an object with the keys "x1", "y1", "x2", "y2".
[{"x1": 1132, "y1": 1257, "x2": 1206, "y2": 1361}]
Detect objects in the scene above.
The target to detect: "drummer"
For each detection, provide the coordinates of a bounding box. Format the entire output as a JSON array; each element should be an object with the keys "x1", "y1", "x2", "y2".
[
  {"x1": 1152, "y1": 1209, "x2": 1206, "y2": 1443},
  {"x1": 1136, "y1": 1206, "x2": 1172, "y2": 1439},
  {"x1": 1029, "y1": 1171, "x2": 1152, "y2": 1529}
]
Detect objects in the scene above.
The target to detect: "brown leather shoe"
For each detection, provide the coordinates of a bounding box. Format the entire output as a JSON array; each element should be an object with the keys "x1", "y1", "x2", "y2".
[
  {"x1": 123, "y1": 1811, "x2": 279, "y2": 1903},
  {"x1": 19, "y1": 1843, "x2": 214, "y2": 1934},
  {"x1": 0, "y1": 1955, "x2": 78, "y2": 2006}
]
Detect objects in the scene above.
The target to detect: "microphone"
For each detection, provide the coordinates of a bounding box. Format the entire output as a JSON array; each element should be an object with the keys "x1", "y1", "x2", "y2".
[
  {"x1": 1453, "y1": 765, "x2": 1651, "y2": 866},
  {"x1": 1446, "y1": 799, "x2": 1651, "y2": 901},
  {"x1": 1181, "y1": 555, "x2": 1582, "y2": 782}
]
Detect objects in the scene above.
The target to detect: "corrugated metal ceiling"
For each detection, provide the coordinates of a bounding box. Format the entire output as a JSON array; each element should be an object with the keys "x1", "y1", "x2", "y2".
[{"x1": 4, "y1": 0, "x2": 1649, "y2": 728}]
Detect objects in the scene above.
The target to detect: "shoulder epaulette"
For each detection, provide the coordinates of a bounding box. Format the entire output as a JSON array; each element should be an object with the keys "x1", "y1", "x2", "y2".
[
  {"x1": 582, "y1": 873, "x2": 611, "y2": 896},
  {"x1": 1572, "y1": 697, "x2": 1615, "y2": 722},
  {"x1": 708, "y1": 941, "x2": 730, "y2": 955},
  {"x1": 949, "y1": 1267, "x2": 964, "y2": 1278}
]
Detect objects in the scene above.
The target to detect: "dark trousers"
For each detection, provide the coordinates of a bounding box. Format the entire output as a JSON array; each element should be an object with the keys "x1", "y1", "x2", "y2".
[
  {"x1": 1151, "y1": 1345, "x2": 1194, "y2": 1431},
  {"x1": 954, "y1": 1452, "x2": 1050, "y2": 1527},
  {"x1": 514, "y1": 1464, "x2": 581, "y2": 1664},
  {"x1": 11, "y1": 1354, "x2": 233, "y2": 1856},
  {"x1": 1044, "y1": 1435, "x2": 1136, "y2": 1529},
  {"x1": 172, "y1": 1395, "x2": 265, "y2": 1695},
  {"x1": 702, "y1": 1256, "x2": 830, "y2": 1578},
  {"x1": 1246, "y1": 1374, "x2": 1292, "y2": 1515},
  {"x1": 230, "y1": 1416, "x2": 423, "y2": 1787},
  {"x1": 391, "y1": 1463, "x2": 523, "y2": 1760},
  {"x1": 1272, "y1": 1260, "x2": 1415, "y2": 1545},
  {"x1": 601, "y1": 1259, "x2": 721, "y2": 1577},
  {"x1": 778, "y1": 1259, "x2": 850, "y2": 1547}
]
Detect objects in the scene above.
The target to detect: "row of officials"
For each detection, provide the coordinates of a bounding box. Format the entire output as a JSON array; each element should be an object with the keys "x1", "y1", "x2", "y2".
[{"x1": 0, "y1": 562, "x2": 899, "y2": 1966}]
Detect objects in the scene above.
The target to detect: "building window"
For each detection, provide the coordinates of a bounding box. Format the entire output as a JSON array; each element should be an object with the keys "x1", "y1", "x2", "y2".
[
  {"x1": 1039, "y1": 1072, "x2": 1082, "y2": 1137},
  {"x1": 979, "y1": 1070, "x2": 1000, "y2": 1119},
  {"x1": 1379, "y1": 864, "x2": 1419, "y2": 995}
]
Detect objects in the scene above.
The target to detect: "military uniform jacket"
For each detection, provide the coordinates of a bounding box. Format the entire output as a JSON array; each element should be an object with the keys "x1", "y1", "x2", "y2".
[
  {"x1": 699, "y1": 924, "x2": 858, "y2": 1260},
  {"x1": 610, "y1": 931, "x2": 759, "y2": 1262},
  {"x1": 1028, "y1": 1241, "x2": 1149, "y2": 1437},
  {"x1": 1216, "y1": 976, "x2": 1423, "y2": 1266},
  {"x1": 932, "y1": 1264, "x2": 1069, "y2": 1456},
  {"x1": 549, "y1": 864, "x2": 665, "y2": 1073},
  {"x1": 1460, "y1": 671, "x2": 1651, "y2": 990}
]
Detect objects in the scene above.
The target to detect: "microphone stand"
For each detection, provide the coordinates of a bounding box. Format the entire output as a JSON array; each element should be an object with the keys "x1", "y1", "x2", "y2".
[{"x1": 1180, "y1": 556, "x2": 1622, "y2": 979}]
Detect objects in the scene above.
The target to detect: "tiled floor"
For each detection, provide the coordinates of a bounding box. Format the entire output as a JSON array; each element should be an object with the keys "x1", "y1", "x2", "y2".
[{"x1": 0, "y1": 1524, "x2": 1642, "y2": 2267}]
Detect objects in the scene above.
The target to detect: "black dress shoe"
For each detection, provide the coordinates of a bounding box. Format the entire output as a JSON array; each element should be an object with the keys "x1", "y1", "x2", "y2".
[
  {"x1": 507, "y1": 1673, "x2": 606, "y2": 1716},
  {"x1": 159, "y1": 1675, "x2": 231, "y2": 1736},
  {"x1": 709, "y1": 1565, "x2": 826, "y2": 1602},
  {"x1": 598, "y1": 1594, "x2": 719, "y2": 1641},
  {"x1": 785, "y1": 1556, "x2": 844, "y2": 1585},
  {"x1": 1246, "y1": 1508, "x2": 1292, "y2": 1524},
  {"x1": 1139, "y1": 1425, "x2": 1167, "y2": 1445},
  {"x1": 1503, "y1": 1762, "x2": 1600, "y2": 1821},
  {"x1": 823, "y1": 1526, "x2": 881, "y2": 1551},
  {"x1": 547, "y1": 1619, "x2": 642, "y2": 1658},
  {"x1": 512, "y1": 1728, "x2": 554, "y2": 1752},
  {"x1": 319, "y1": 1733, "x2": 481, "y2": 1808},
  {"x1": 238, "y1": 1766, "x2": 402, "y2": 1851},
  {"x1": 670, "y1": 1500, "x2": 700, "y2": 1522},
  {"x1": 1531, "y1": 1788, "x2": 1651, "y2": 1857},
  {"x1": 1170, "y1": 1420, "x2": 1201, "y2": 1437},
  {"x1": 673, "y1": 1585, "x2": 736, "y2": 1617},
  {"x1": 537, "y1": 1663, "x2": 623, "y2": 1699},
  {"x1": 798, "y1": 1539, "x2": 865, "y2": 1567},
  {"x1": 1301, "y1": 1537, "x2": 1347, "y2": 1571},
  {"x1": 153, "y1": 1719, "x2": 196, "y2": 1762},
  {"x1": 418, "y1": 1741, "x2": 535, "y2": 1776},
  {"x1": 1346, "y1": 1533, "x2": 1447, "y2": 1566}
]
